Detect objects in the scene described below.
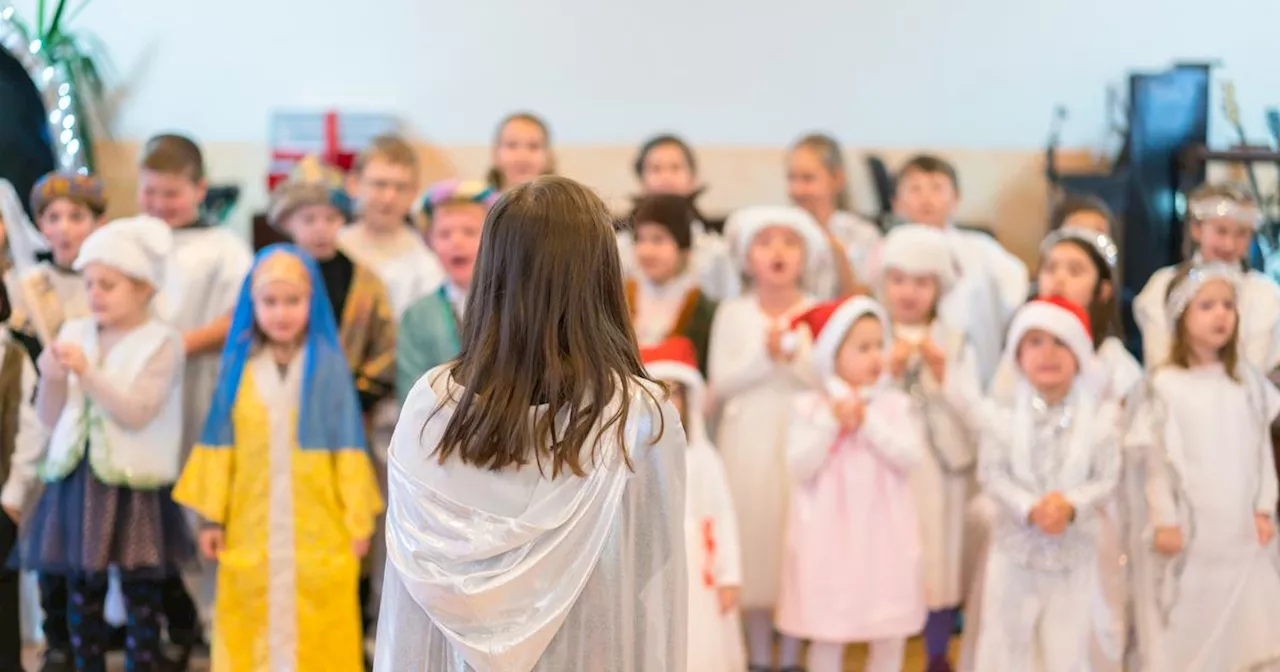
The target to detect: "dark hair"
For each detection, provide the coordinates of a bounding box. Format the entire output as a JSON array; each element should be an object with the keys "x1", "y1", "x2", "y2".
[
  {"x1": 486, "y1": 112, "x2": 554, "y2": 191},
  {"x1": 433, "y1": 176, "x2": 663, "y2": 476},
  {"x1": 1164, "y1": 261, "x2": 1240, "y2": 378},
  {"x1": 1042, "y1": 237, "x2": 1121, "y2": 349},
  {"x1": 896, "y1": 154, "x2": 960, "y2": 194},
  {"x1": 140, "y1": 133, "x2": 205, "y2": 182},
  {"x1": 634, "y1": 134, "x2": 697, "y2": 179},
  {"x1": 1049, "y1": 193, "x2": 1117, "y2": 234},
  {"x1": 790, "y1": 133, "x2": 852, "y2": 211},
  {"x1": 632, "y1": 193, "x2": 695, "y2": 250}
]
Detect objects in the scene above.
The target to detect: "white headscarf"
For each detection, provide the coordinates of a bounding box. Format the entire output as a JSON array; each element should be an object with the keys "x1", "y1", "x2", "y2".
[{"x1": 74, "y1": 216, "x2": 173, "y2": 288}]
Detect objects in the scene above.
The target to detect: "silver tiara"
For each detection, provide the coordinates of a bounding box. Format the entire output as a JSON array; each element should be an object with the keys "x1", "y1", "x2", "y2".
[
  {"x1": 1165, "y1": 262, "x2": 1242, "y2": 325},
  {"x1": 1041, "y1": 226, "x2": 1119, "y2": 272},
  {"x1": 1188, "y1": 195, "x2": 1263, "y2": 230}
]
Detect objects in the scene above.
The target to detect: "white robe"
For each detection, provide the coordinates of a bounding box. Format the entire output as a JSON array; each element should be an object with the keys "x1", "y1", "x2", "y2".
[
  {"x1": 374, "y1": 370, "x2": 687, "y2": 672},
  {"x1": 1126, "y1": 363, "x2": 1280, "y2": 672},
  {"x1": 942, "y1": 226, "x2": 1029, "y2": 384},
  {"x1": 708, "y1": 295, "x2": 815, "y2": 609},
  {"x1": 685, "y1": 441, "x2": 746, "y2": 672},
  {"x1": 1134, "y1": 264, "x2": 1280, "y2": 371},
  {"x1": 338, "y1": 224, "x2": 444, "y2": 321}
]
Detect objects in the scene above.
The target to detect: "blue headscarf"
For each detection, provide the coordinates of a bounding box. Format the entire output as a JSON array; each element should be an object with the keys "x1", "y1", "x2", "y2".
[{"x1": 197, "y1": 244, "x2": 367, "y2": 452}]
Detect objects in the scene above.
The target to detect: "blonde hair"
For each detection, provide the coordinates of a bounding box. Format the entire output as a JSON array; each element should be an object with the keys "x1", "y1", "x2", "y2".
[
  {"x1": 791, "y1": 133, "x2": 851, "y2": 211},
  {"x1": 1164, "y1": 263, "x2": 1240, "y2": 379},
  {"x1": 354, "y1": 134, "x2": 419, "y2": 176}
]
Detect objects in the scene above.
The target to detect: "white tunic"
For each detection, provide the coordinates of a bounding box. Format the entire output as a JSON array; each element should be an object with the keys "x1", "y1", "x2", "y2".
[
  {"x1": 338, "y1": 224, "x2": 444, "y2": 320},
  {"x1": 942, "y1": 226, "x2": 1029, "y2": 384},
  {"x1": 157, "y1": 225, "x2": 253, "y2": 458},
  {"x1": 1127, "y1": 363, "x2": 1280, "y2": 672},
  {"x1": 685, "y1": 441, "x2": 746, "y2": 672},
  {"x1": 1134, "y1": 264, "x2": 1280, "y2": 371},
  {"x1": 708, "y1": 295, "x2": 815, "y2": 609}
]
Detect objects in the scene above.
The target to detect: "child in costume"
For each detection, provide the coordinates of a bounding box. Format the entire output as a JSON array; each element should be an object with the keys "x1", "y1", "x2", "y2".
[
  {"x1": 397, "y1": 179, "x2": 495, "y2": 400},
  {"x1": 139, "y1": 134, "x2": 251, "y2": 655},
  {"x1": 786, "y1": 133, "x2": 881, "y2": 292},
  {"x1": 620, "y1": 134, "x2": 737, "y2": 301},
  {"x1": 1134, "y1": 183, "x2": 1280, "y2": 371},
  {"x1": 1126, "y1": 263, "x2": 1280, "y2": 671},
  {"x1": 877, "y1": 223, "x2": 981, "y2": 671},
  {"x1": 337, "y1": 134, "x2": 443, "y2": 319},
  {"x1": 972, "y1": 297, "x2": 1121, "y2": 671},
  {"x1": 173, "y1": 245, "x2": 384, "y2": 672},
  {"x1": 708, "y1": 205, "x2": 827, "y2": 672},
  {"x1": 889, "y1": 155, "x2": 1029, "y2": 382},
  {"x1": 625, "y1": 193, "x2": 718, "y2": 373},
  {"x1": 642, "y1": 336, "x2": 746, "y2": 672},
  {"x1": 17, "y1": 216, "x2": 191, "y2": 672},
  {"x1": 0, "y1": 280, "x2": 46, "y2": 672},
  {"x1": 776, "y1": 297, "x2": 927, "y2": 672},
  {"x1": 486, "y1": 112, "x2": 555, "y2": 192}
]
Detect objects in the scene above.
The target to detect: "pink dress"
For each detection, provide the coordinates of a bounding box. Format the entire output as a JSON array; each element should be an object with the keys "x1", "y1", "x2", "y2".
[{"x1": 775, "y1": 387, "x2": 928, "y2": 643}]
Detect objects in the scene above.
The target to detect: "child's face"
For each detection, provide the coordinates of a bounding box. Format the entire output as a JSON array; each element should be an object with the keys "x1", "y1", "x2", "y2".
[
  {"x1": 893, "y1": 169, "x2": 958, "y2": 229},
  {"x1": 634, "y1": 223, "x2": 685, "y2": 285},
  {"x1": 39, "y1": 198, "x2": 99, "y2": 267},
  {"x1": 1191, "y1": 217, "x2": 1252, "y2": 264},
  {"x1": 1062, "y1": 210, "x2": 1109, "y2": 235},
  {"x1": 640, "y1": 143, "x2": 696, "y2": 196},
  {"x1": 429, "y1": 203, "x2": 485, "y2": 289},
  {"x1": 745, "y1": 225, "x2": 806, "y2": 290},
  {"x1": 283, "y1": 204, "x2": 345, "y2": 261},
  {"x1": 138, "y1": 169, "x2": 206, "y2": 228},
  {"x1": 882, "y1": 267, "x2": 939, "y2": 326},
  {"x1": 1182, "y1": 278, "x2": 1237, "y2": 352},
  {"x1": 253, "y1": 281, "x2": 310, "y2": 346},
  {"x1": 835, "y1": 315, "x2": 885, "y2": 387},
  {"x1": 1016, "y1": 329, "x2": 1078, "y2": 393},
  {"x1": 351, "y1": 158, "x2": 417, "y2": 232},
  {"x1": 787, "y1": 146, "x2": 842, "y2": 217},
  {"x1": 494, "y1": 118, "x2": 551, "y2": 189},
  {"x1": 84, "y1": 263, "x2": 152, "y2": 328},
  {"x1": 1037, "y1": 242, "x2": 1103, "y2": 312}
]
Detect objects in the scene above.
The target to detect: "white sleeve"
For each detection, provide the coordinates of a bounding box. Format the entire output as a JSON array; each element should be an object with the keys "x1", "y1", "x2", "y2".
[
  {"x1": 1, "y1": 354, "x2": 48, "y2": 512},
  {"x1": 1134, "y1": 271, "x2": 1172, "y2": 370},
  {"x1": 1254, "y1": 369, "x2": 1280, "y2": 514},
  {"x1": 1243, "y1": 276, "x2": 1280, "y2": 372},
  {"x1": 216, "y1": 235, "x2": 254, "y2": 314},
  {"x1": 860, "y1": 395, "x2": 924, "y2": 471},
  {"x1": 1063, "y1": 404, "x2": 1122, "y2": 518},
  {"x1": 942, "y1": 341, "x2": 986, "y2": 435},
  {"x1": 981, "y1": 238, "x2": 1029, "y2": 319},
  {"x1": 978, "y1": 426, "x2": 1039, "y2": 522},
  {"x1": 1126, "y1": 383, "x2": 1179, "y2": 528},
  {"x1": 786, "y1": 394, "x2": 841, "y2": 483},
  {"x1": 707, "y1": 304, "x2": 773, "y2": 407},
  {"x1": 703, "y1": 449, "x2": 743, "y2": 587}
]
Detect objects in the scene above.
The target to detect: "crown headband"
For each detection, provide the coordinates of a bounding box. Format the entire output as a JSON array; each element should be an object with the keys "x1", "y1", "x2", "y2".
[
  {"x1": 1188, "y1": 195, "x2": 1263, "y2": 230},
  {"x1": 1041, "y1": 226, "x2": 1118, "y2": 272},
  {"x1": 1165, "y1": 262, "x2": 1240, "y2": 325}
]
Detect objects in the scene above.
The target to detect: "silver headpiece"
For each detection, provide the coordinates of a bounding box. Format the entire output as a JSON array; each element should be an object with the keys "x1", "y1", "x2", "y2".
[
  {"x1": 1165, "y1": 262, "x2": 1241, "y2": 326},
  {"x1": 1188, "y1": 195, "x2": 1263, "y2": 230},
  {"x1": 1041, "y1": 226, "x2": 1119, "y2": 274}
]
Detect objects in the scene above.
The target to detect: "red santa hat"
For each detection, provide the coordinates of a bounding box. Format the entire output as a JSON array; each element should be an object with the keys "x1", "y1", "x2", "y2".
[
  {"x1": 793, "y1": 296, "x2": 892, "y2": 384},
  {"x1": 639, "y1": 337, "x2": 709, "y2": 446},
  {"x1": 1005, "y1": 296, "x2": 1097, "y2": 381}
]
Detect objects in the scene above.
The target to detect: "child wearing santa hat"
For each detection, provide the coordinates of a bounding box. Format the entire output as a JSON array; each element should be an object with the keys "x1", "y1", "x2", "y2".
[
  {"x1": 708, "y1": 205, "x2": 827, "y2": 672},
  {"x1": 775, "y1": 296, "x2": 928, "y2": 672},
  {"x1": 972, "y1": 297, "x2": 1121, "y2": 672},
  {"x1": 877, "y1": 223, "x2": 982, "y2": 671},
  {"x1": 1126, "y1": 262, "x2": 1280, "y2": 671},
  {"x1": 641, "y1": 336, "x2": 745, "y2": 672}
]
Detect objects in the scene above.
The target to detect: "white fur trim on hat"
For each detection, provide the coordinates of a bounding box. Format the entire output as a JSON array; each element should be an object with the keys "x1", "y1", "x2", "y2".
[
  {"x1": 1005, "y1": 301, "x2": 1097, "y2": 385},
  {"x1": 879, "y1": 223, "x2": 957, "y2": 289},
  {"x1": 645, "y1": 361, "x2": 710, "y2": 447},
  {"x1": 811, "y1": 296, "x2": 892, "y2": 384},
  {"x1": 725, "y1": 205, "x2": 829, "y2": 271},
  {"x1": 74, "y1": 216, "x2": 173, "y2": 287}
]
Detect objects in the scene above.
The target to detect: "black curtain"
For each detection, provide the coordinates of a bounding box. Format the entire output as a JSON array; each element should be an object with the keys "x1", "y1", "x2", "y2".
[{"x1": 0, "y1": 48, "x2": 56, "y2": 219}]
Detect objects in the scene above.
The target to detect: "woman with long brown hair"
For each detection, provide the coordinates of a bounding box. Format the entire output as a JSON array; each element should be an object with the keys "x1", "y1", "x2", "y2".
[{"x1": 374, "y1": 176, "x2": 687, "y2": 671}]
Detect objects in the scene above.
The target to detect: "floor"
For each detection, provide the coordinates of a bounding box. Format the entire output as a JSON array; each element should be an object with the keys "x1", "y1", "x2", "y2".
[{"x1": 23, "y1": 637, "x2": 956, "y2": 670}]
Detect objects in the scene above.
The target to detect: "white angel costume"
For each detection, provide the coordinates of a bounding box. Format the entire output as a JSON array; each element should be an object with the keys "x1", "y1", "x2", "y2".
[{"x1": 374, "y1": 368, "x2": 687, "y2": 672}]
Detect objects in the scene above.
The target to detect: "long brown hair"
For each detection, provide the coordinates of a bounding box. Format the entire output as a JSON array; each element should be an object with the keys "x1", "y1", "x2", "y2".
[
  {"x1": 1164, "y1": 262, "x2": 1240, "y2": 379},
  {"x1": 485, "y1": 112, "x2": 555, "y2": 191},
  {"x1": 432, "y1": 176, "x2": 662, "y2": 476},
  {"x1": 790, "y1": 133, "x2": 852, "y2": 212}
]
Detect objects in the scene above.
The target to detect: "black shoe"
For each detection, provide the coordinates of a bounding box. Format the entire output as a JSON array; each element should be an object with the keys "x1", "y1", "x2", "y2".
[{"x1": 39, "y1": 648, "x2": 73, "y2": 672}]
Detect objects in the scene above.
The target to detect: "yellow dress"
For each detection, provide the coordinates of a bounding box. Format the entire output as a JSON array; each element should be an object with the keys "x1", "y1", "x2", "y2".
[{"x1": 174, "y1": 349, "x2": 383, "y2": 672}]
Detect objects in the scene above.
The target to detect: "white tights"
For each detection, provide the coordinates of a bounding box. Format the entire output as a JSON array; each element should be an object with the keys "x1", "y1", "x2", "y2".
[
  {"x1": 808, "y1": 638, "x2": 906, "y2": 672},
  {"x1": 744, "y1": 609, "x2": 803, "y2": 668}
]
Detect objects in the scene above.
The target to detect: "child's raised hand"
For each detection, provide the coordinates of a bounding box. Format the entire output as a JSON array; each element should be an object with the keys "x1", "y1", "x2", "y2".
[
  {"x1": 37, "y1": 348, "x2": 66, "y2": 379},
  {"x1": 888, "y1": 340, "x2": 913, "y2": 378},
  {"x1": 1153, "y1": 526, "x2": 1184, "y2": 557},
  {"x1": 765, "y1": 325, "x2": 793, "y2": 363},
  {"x1": 717, "y1": 586, "x2": 740, "y2": 615},
  {"x1": 831, "y1": 397, "x2": 865, "y2": 432},
  {"x1": 352, "y1": 536, "x2": 372, "y2": 559},
  {"x1": 52, "y1": 343, "x2": 88, "y2": 375},
  {"x1": 198, "y1": 527, "x2": 225, "y2": 560},
  {"x1": 921, "y1": 340, "x2": 947, "y2": 383},
  {"x1": 1256, "y1": 513, "x2": 1276, "y2": 546}
]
